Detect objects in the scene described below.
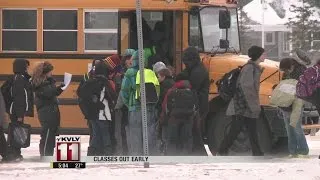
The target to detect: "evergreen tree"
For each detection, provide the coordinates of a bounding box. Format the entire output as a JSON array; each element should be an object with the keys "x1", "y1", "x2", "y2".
[{"x1": 286, "y1": 0, "x2": 319, "y2": 51}]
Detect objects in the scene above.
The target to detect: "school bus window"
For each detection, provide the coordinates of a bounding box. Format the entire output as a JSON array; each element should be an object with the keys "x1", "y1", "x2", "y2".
[
  {"x1": 199, "y1": 7, "x2": 239, "y2": 53},
  {"x1": 84, "y1": 10, "x2": 118, "y2": 52},
  {"x1": 2, "y1": 9, "x2": 37, "y2": 51},
  {"x1": 43, "y1": 10, "x2": 77, "y2": 52},
  {"x1": 189, "y1": 13, "x2": 203, "y2": 51}
]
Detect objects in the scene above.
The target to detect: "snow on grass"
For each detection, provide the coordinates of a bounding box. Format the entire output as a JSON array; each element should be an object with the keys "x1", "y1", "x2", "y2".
[{"x1": 0, "y1": 133, "x2": 319, "y2": 179}]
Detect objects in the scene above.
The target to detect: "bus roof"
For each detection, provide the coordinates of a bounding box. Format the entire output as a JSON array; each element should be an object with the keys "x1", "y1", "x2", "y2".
[{"x1": 0, "y1": 0, "x2": 237, "y2": 9}]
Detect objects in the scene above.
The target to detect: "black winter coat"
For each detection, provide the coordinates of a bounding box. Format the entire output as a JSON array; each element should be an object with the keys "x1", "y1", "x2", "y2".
[
  {"x1": 11, "y1": 74, "x2": 34, "y2": 118},
  {"x1": 78, "y1": 76, "x2": 117, "y2": 120},
  {"x1": 34, "y1": 78, "x2": 63, "y2": 127},
  {"x1": 182, "y1": 47, "x2": 210, "y2": 119}
]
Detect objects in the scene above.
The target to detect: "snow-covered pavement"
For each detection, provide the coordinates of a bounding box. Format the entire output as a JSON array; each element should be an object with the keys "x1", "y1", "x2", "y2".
[{"x1": 1, "y1": 134, "x2": 320, "y2": 180}]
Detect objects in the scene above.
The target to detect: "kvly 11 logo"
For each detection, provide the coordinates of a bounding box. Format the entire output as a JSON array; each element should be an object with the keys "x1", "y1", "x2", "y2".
[{"x1": 56, "y1": 136, "x2": 81, "y2": 161}]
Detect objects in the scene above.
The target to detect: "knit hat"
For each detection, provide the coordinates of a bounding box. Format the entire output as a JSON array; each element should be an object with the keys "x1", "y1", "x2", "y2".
[
  {"x1": 248, "y1": 46, "x2": 265, "y2": 61},
  {"x1": 153, "y1": 62, "x2": 166, "y2": 73},
  {"x1": 104, "y1": 55, "x2": 121, "y2": 71}
]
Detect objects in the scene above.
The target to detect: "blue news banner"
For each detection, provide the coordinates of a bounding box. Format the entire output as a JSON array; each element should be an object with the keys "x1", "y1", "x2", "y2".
[{"x1": 51, "y1": 136, "x2": 149, "y2": 169}]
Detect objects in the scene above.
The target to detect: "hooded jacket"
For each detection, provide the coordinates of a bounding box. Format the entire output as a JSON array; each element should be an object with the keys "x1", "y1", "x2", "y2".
[
  {"x1": 227, "y1": 61, "x2": 263, "y2": 119},
  {"x1": 11, "y1": 59, "x2": 34, "y2": 118},
  {"x1": 121, "y1": 50, "x2": 158, "y2": 111},
  {"x1": 33, "y1": 77, "x2": 63, "y2": 127},
  {"x1": 120, "y1": 50, "x2": 141, "y2": 111},
  {"x1": 115, "y1": 49, "x2": 135, "y2": 110},
  {"x1": 181, "y1": 47, "x2": 209, "y2": 119}
]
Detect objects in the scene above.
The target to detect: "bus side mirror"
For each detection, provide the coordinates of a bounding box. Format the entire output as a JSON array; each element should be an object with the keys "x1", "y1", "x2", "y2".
[{"x1": 219, "y1": 10, "x2": 230, "y2": 29}]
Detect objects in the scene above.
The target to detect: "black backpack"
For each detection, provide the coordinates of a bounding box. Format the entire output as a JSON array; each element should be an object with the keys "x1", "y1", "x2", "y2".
[
  {"x1": 166, "y1": 88, "x2": 197, "y2": 118},
  {"x1": 216, "y1": 64, "x2": 248, "y2": 102},
  {"x1": 1, "y1": 75, "x2": 15, "y2": 114},
  {"x1": 77, "y1": 74, "x2": 90, "y2": 119}
]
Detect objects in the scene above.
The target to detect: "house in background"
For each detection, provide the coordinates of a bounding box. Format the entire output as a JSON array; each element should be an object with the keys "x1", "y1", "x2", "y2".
[
  {"x1": 244, "y1": 25, "x2": 292, "y2": 61},
  {"x1": 242, "y1": 0, "x2": 294, "y2": 61},
  {"x1": 242, "y1": 0, "x2": 320, "y2": 61}
]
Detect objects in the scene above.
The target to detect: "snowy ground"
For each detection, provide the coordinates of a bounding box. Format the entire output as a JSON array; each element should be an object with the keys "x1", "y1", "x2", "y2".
[{"x1": 1, "y1": 133, "x2": 320, "y2": 180}]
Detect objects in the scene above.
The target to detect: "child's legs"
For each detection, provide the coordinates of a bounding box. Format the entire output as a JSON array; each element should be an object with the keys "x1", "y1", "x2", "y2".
[
  {"x1": 180, "y1": 118, "x2": 193, "y2": 155},
  {"x1": 90, "y1": 120, "x2": 103, "y2": 155},
  {"x1": 146, "y1": 106, "x2": 157, "y2": 155},
  {"x1": 294, "y1": 112, "x2": 309, "y2": 155},
  {"x1": 163, "y1": 123, "x2": 179, "y2": 155},
  {"x1": 97, "y1": 120, "x2": 112, "y2": 155},
  {"x1": 280, "y1": 109, "x2": 298, "y2": 155},
  {"x1": 0, "y1": 126, "x2": 8, "y2": 158},
  {"x1": 126, "y1": 111, "x2": 143, "y2": 156}
]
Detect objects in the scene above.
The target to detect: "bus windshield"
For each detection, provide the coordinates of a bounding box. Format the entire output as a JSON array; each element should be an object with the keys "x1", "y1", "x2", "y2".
[{"x1": 190, "y1": 7, "x2": 240, "y2": 53}]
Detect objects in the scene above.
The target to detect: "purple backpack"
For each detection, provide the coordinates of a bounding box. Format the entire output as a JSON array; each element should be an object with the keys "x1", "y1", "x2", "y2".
[{"x1": 296, "y1": 63, "x2": 320, "y2": 99}]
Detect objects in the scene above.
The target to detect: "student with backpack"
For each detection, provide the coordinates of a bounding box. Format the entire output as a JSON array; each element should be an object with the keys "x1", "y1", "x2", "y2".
[
  {"x1": 275, "y1": 57, "x2": 309, "y2": 158},
  {"x1": 32, "y1": 62, "x2": 65, "y2": 157},
  {"x1": 153, "y1": 62, "x2": 173, "y2": 115},
  {"x1": 160, "y1": 73, "x2": 197, "y2": 155},
  {"x1": 120, "y1": 50, "x2": 160, "y2": 155},
  {"x1": 1, "y1": 58, "x2": 34, "y2": 161},
  {"x1": 153, "y1": 63, "x2": 175, "y2": 153},
  {"x1": 103, "y1": 54, "x2": 122, "y2": 154},
  {"x1": 181, "y1": 47, "x2": 209, "y2": 155},
  {"x1": 218, "y1": 46, "x2": 265, "y2": 156},
  {"x1": 77, "y1": 59, "x2": 101, "y2": 155},
  {"x1": 78, "y1": 61, "x2": 117, "y2": 155}
]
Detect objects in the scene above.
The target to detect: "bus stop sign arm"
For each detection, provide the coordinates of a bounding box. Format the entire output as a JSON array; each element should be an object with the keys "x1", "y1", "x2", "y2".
[{"x1": 135, "y1": 0, "x2": 150, "y2": 168}]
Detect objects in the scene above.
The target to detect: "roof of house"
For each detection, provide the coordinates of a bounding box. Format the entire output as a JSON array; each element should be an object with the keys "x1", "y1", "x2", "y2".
[{"x1": 243, "y1": 0, "x2": 319, "y2": 26}]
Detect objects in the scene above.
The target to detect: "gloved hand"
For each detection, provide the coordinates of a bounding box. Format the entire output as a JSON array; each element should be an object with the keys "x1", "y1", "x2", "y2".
[{"x1": 98, "y1": 102, "x2": 105, "y2": 110}]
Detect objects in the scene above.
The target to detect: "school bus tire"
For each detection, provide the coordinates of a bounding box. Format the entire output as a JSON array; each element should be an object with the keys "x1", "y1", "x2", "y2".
[{"x1": 206, "y1": 106, "x2": 275, "y2": 155}]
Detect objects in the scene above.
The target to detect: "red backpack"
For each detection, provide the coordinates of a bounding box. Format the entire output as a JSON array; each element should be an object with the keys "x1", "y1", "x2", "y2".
[{"x1": 296, "y1": 63, "x2": 320, "y2": 99}]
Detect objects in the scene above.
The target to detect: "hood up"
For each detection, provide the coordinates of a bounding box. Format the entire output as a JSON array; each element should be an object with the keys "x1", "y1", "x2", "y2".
[{"x1": 182, "y1": 47, "x2": 201, "y2": 70}]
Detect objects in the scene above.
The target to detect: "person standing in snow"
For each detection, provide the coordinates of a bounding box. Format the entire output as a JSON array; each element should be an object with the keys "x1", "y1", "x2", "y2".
[
  {"x1": 218, "y1": 46, "x2": 265, "y2": 156},
  {"x1": 181, "y1": 47, "x2": 209, "y2": 155},
  {"x1": 78, "y1": 61, "x2": 117, "y2": 155},
  {"x1": 120, "y1": 50, "x2": 159, "y2": 155},
  {"x1": 32, "y1": 61, "x2": 64, "y2": 157},
  {"x1": 114, "y1": 49, "x2": 135, "y2": 155},
  {"x1": 272, "y1": 57, "x2": 309, "y2": 157},
  {"x1": 7, "y1": 58, "x2": 34, "y2": 161},
  {"x1": 77, "y1": 59, "x2": 101, "y2": 155}
]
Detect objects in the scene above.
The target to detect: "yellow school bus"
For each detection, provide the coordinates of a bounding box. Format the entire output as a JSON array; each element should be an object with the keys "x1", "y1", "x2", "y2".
[{"x1": 0, "y1": 0, "x2": 284, "y2": 153}]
